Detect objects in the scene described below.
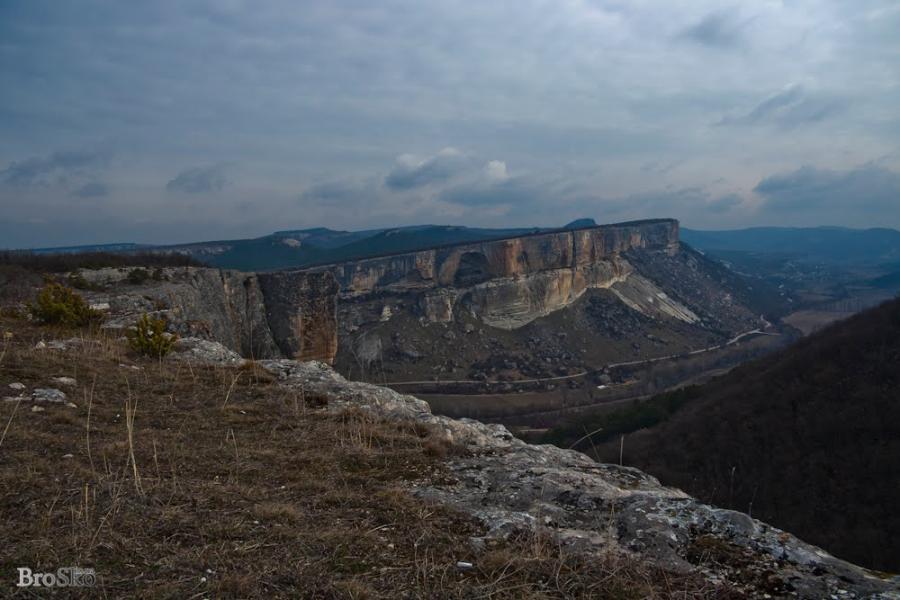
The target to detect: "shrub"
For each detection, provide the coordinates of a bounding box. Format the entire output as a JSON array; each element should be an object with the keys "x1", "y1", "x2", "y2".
[
  {"x1": 126, "y1": 268, "x2": 150, "y2": 285},
  {"x1": 127, "y1": 314, "x2": 178, "y2": 358},
  {"x1": 28, "y1": 283, "x2": 103, "y2": 328}
]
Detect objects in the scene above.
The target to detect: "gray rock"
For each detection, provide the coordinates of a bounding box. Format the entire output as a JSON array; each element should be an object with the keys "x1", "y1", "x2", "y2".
[
  {"x1": 32, "y1": 388, "x2": 67, "y2": 403},
  {"x1": 8, "y1": 382, "x2": 26, "y2": 391},
  {"x1": 31, "y1": 405, "x2": 45, "y2": 413},
  {"x1": 169, "y1": 337, "x2": 246, "y2": 367},
  {"x1": 51, "y1": 377, "x2": 77, "y2": 387}
]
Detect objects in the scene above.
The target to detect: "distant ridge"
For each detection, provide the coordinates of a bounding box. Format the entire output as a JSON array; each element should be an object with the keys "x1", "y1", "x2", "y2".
[{"x1": 682, "y1": 225, "x2": 900, "y2": 264}]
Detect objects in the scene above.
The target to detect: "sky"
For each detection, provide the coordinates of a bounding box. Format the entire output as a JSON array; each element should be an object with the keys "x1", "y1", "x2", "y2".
[{"x1": 1, "y1": 0, "x2": 899, "y2": 248}]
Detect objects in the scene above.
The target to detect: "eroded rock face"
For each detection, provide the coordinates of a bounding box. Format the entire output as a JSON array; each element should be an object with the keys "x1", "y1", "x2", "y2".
[
  {"x1": 324, "y1": 219, "x2": 678, "y2": 295},
  {"x1": 84, "y1": 267, "x2": 340, "y2": 364},
  {"x1": 257, "y1": 270, "x2": 339, "y2": 362},
  {"x1": 167, "y1": 348, "x2": 896, "y2": 600},
  {"x1": 316, "y1": 219, "x2": 685, "y2": 332}
]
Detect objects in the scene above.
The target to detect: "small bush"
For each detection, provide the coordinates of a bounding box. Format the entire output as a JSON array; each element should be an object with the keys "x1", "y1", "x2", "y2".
[
  {"x1": 28, "y1": 283, "x2": 103, "y2": 328},
  {"x1": 126, "y1": 268, "x2": 150, "y2": 285},
  {"x1": 127, "y1": 314, "x2": 177, "y2": 358}
]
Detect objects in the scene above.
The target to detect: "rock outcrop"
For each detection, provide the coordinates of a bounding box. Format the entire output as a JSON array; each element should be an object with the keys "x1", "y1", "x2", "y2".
[
  {"x1": 257, "y1": 270, "x2": 339, "y2": 363},
  {"x1": 178, "y1": 344, "x2": 900, "y2": 599},
  {"x1": 80, "y1": 267, "x2": 339, "y2": 364}
]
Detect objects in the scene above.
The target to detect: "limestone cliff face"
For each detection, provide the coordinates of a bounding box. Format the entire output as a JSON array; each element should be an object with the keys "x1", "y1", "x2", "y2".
[
  {"x1": 257, "y1": 270, "x2": 339, "y2": 363},
  {"x1": 317, "y1": 219, "x2": 684, "y2": 330},
  {"x1": 327, "y1": 219, "x2": 678, "y2": 295},
  {"x1": 87, "y1": 267, "x2": 339, "y2": 364}
]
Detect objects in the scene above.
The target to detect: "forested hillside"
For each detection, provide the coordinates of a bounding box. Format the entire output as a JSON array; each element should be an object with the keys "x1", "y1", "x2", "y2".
[{"x1": 560, "y1": 296, "x2": 900, "y2": 572}]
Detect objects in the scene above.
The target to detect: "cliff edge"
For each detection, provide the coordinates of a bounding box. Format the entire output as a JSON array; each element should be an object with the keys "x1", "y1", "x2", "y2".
[{"x1": 188, "y1": 340, "x2": 898, "y2": 600}]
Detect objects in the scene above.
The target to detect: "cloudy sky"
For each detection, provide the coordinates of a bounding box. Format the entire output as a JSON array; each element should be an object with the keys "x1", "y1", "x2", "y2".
[{"x1": 1, "y1": 0, "x2": 899, "y2": 248}]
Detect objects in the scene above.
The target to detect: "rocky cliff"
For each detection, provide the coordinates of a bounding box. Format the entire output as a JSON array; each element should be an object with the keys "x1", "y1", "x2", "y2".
[
  {"x1": 313, "y1": 218, "x2": 778, "y2": 385},
  {"x1": 79, "y1": 267, "x2": 339, "y2": 364},
  {"x1": 317, "y1": 219, "x2": 681, "y2": 330},
  {"x1": 73, "y1": 217, "x2": 779, "y2": 389}
]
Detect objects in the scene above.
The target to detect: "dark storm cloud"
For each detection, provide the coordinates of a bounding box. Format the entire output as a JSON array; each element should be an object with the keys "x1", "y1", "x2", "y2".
[
  {"x1": 71, "y1": 181, "x2": 109, "y2": 198},
  {"x1": 678, "y1": 9, "x2": 746, "y2": 48},
  {"x1": 0, "y1": 150, "x2": 109, "y2": 186},
  {"x1": 754, "y1": 165, "x2": 900, "y2": 212},
  {"x1": 166, "y1": 164, "x2": 228, "y2": 194},
  {"x1": 384, "y1": 150, "x2": 469, "y2": 190}
]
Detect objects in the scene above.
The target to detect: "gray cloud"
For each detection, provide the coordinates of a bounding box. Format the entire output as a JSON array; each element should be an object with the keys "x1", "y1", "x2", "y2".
[
  {"x1": 384, "y1": 149, "x2": 469, "y2": 190},
  {"x1": 71, "y1": 181, "x2": 109, "y2": 198},
  {"x1": 754, "y1": 165, "x2": 900, "y2": 213},
  {"x1": 439, "y1": 177, "x2": 543, "y2": 208},
  {"x1": 300, "y1": 179, "x2": 371, "y2": 206},
  {"x1": 678, "y1": 9, "x2": 746, "y2": 48},
  {"x1": 0, "y1": 150, "x2": 108, "y2": 187},
  {"x1": 718, "y1": 85, "x2": 845, "y2": 129},
  {"x1": 1, "y1": 1, "x2": 899, "y2": 246},
  {"x1": 166, "y1": 164, "x2": 228, "y2": 194}
]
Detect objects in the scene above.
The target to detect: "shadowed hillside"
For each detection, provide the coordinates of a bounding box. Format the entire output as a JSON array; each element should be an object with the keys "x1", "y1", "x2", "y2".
[{"x1": 550, "y1": 296, "x2": 900, "y2": 572}]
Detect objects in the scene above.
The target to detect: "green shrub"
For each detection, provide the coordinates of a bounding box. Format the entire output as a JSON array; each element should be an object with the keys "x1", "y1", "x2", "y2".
[
  {"x1": 28, "y1": 283, "x2": 103, "y2": 328},
  {"x1": 127, "y1": 314, "x2": 177, "y2": 358},
  {"x1": 126, "y1": 268, "x2": 150, "y2": 285}
]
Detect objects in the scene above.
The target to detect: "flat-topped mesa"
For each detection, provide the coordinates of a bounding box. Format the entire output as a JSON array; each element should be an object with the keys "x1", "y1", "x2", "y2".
[
  {"x1": 309, "y1": 219, "x2": 681, "y2": 330},
  {"x1": 319, "y1": 219, "x2": 679, "y2": 295}
]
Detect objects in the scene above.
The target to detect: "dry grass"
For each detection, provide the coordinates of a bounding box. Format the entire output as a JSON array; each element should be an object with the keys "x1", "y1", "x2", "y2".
[{"x1": 0, "y1": 317, "x2": 733, "y2": 598}]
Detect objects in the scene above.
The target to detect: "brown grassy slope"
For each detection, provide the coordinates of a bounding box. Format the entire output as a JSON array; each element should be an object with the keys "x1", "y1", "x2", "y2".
[{"x1": 0, "y1": 318, "x2": 729, "y2": 599}]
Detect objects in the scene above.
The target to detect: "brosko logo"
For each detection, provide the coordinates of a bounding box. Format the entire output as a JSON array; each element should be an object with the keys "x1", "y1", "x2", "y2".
[{"x1": 17, "y1": 567, "x2": 96, "y2": 588}]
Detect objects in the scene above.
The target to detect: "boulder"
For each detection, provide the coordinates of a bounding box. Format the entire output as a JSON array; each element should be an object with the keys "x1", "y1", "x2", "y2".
[{"x1": 32, "y1": 388, "x2": 67, "y2": 403}]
